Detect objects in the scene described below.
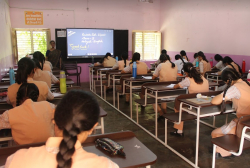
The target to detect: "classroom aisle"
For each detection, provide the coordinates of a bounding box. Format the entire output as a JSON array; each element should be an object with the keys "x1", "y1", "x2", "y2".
[{"x1": 81, "y1": 83, "x2": 250, "y2": 168}]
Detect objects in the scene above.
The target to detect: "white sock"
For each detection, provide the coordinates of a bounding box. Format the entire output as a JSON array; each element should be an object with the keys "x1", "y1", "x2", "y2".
[{"x1": 177, "y1": 130, "x2": 183, "y2": 134}]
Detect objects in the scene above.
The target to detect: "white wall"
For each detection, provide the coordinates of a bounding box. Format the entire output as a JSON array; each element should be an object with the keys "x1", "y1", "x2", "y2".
[
  {"x1": 0, "y1": 0, "x2": 13, "y2": 79},
  {"x1": 160, "y1": 0, "x2": 250, "y2": 56},
  {"x1": 9, "y1": 0, "x2": 161, "y2": 51}
]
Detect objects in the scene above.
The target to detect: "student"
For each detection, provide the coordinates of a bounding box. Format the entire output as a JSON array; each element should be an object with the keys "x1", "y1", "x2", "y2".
[
  {"x1": 4, "y1": 90, "x2": 119, "y2": 168},
  {"x1": 152, "y1": 54, "x2": 178, "y2": 120},
  {"x1": 217, "y1": 56, "x2": 242, "y2": 76},
  {"x1": 7, "y1": 57, "x2": 54, "y2": 107},
  {"x1": 112, "y1": 52, "x2": 130, "y2": 70},
  {"x1": 94, "y1": 52, "x2": 116, "y2": 67},
  {"x1": 192, "y1": 53, "x2": 198, "y2": 66},
  {"x1": 122, "y1": 52, "x2": 150, "y2": 74},
  {"x1": 180, "y1": 50, "x2": 189, "y2": 62},
  {"x1": 171, "y1": 63, "x2": 209, "y2": 136},
  {"x1": 0, "y1": 83, "x2": 55, "y2": 145},
  {"x1": 212, "y1": 54, "x2": 224, "y2": 70},
  {"x1": 33, "y1": 51, "x2": 52, "y2": 72},
  {"x1": 173, "y1": 54, "x2": 187, "y2": 75},
  {"x1": 197, "y1": 51, "x2": 211, "y2": 75},
  {"x1": 33, "y1": 59, "x2": 59, "y2": 88},
  {"x1": 211, "y1": 68, "x2": 250, "y2": 158},
  {"x1": 156, "y1": 49, "x2": 167, "y2": 65}
]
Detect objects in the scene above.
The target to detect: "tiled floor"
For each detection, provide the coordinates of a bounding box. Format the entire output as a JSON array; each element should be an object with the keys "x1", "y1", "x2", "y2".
[{"x1": 80, "y1": 83, "x2": 250, "y2": 167}]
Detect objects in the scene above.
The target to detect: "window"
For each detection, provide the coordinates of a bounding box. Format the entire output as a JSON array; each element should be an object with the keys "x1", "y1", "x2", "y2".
[
  {"x1": 132, "y1": 31, "x2": 161, "y2": 60},
  {"x1": 13, "y1": 29, "x2": 50, "y2": 61}
]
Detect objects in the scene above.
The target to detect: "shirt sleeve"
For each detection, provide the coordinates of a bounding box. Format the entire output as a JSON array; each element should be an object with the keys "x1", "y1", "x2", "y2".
[
  {"x1": 48, "y1": 72, "x2": 59, "y2": 84},
  {"x1": 47, "y1": 87, "x2": 54, "y2": 100},
  {"x1": 178, "y1": 77, "x2": 191, "y2": 88},
  {"x1": 123, "y1": 65, "x2": 131, "y2": 73},
  {"x1": 6, "y1": 95, "x2": 11, "y2": 105},
  {"x1": 153, "y1": 64, "x2": 161, "y2": 77},
  {"x1": 112, "y1": 61, "x2": 119, "y2": 70},
  {"x1": 0, "y1": 110, "x2": 11, "y2": 129},
  {"x1": 225, "y1": 85, "x2": 241, "y2": 100},
  {"x1": 199, "y1": 62, "x2": 204, "y2": 73},
  {"x1": 3, "y1": 153, "x2": 14, "y2": 168},
  {"x1": 215, "y1": 61, "x2": 222, "y2": 69},
  {"x1": 49, "y1": 103, "x2": 56, "y2": 109}
]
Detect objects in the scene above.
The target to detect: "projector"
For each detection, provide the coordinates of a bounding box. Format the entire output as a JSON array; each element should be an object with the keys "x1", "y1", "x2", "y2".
[{"x1": 139, "y1": 0, "x2": 153, "y2": 3}]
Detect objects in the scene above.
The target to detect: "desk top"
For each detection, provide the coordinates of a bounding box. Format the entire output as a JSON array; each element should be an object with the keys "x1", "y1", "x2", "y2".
[
  {"x1": 124, "y1": 76, "x2": 156, "y2": 82},
  {"x1": 179, "y1": 97, "x2": 214, "y2": 107},
  {"x1": 0, "y1": 131, "x2": 157, "y2": 168}
]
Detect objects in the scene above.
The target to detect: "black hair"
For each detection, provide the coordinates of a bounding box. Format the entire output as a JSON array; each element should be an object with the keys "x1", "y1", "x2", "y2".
[
  {"x1": 50, "y1": 40, "x2": 55, "y2": 44},
  {"x1": 197, "y1": 51, "x2": 209, "y2": 63},
  {"x1": 160, "y1": 54, "x2": 167, "y2": 63},
  {"x1": 180, "y1": 50, "x2": 189, "y2": 61},
  {"x1": 220, "y1": 68, "x2": 250, "y2": 112},
  {"x1": 214, "y1": 54, "x2": 223, "y2": 61},
  {"x1": 175, "y1": 54, "x2": 186, "y2": 64},
  {"x1": 16, "y1": 57, "x2": 35, "y2": 84},
  {"x1": 33, "y1": 59, "x2": 43, "y2": 70},
  {"x1": 223, "y1": 56, "x2": 242, "y2": 74},
  {"x1": 183, "y1": 62, "x2": 203, "y2": 84},
  {"x1": 33, "y1": 51, "x2": 45, "y2": 69},
  {"x1": 161, "y1": 49, "x2": 167, "y2": 54},
  {"x1": 16, "y1": 83, "x2": 39, "y2": 106},
  {"x1": 121, "y1": 52, "x2": 128, "y2": 68},
  {"x1": 165, "y1": 55, "x2": 175, "y2": 68},
  {"x1": 99, "y1": 52, "x2": 111, "y2": 64},
  {"x1": 55, "y1": 90, "x2": 100, "y2": 168},
  {"x1": 194, "y1": 53, "x2": 198, "y2": 59},
  {"x1": 130, "y1": 52, "x2": 140, "y2": 64}
]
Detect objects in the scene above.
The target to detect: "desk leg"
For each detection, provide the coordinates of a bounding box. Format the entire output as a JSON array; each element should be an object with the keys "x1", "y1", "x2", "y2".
[
  {"x1": 101, "y1": 73, "x2": 103, "y2": 98},
  {"x1": 130, "y1": 82, "x2": 132, "y2": 118},
  {"x1": 113, "y1": 76, "x2": 115, "y2": 106},
  {"x1": 212, "y1": 144, "x2": 217, "y2": 168},
  {"x1": 225, "y1": 114, "x2": 228, "y2": 124},
  {"x1": 165, "y1": 118, "x2": 168, "y2": 145},
  {"x1": 155, "y1": 91, "x2": 158, "y2": 138},
  {"x1": 136, "y1": 104, "x2": 139, "y2": 123},
  {"x1": 195, "y1": 108, "x2": 201, "y2": 167},
  {"x1": 104, "y1": 84, "x2": 106, "y2": 100},
  {"x1": 213, "y1": 116, "x2": 216, "y2": 127},
  {"x1": 101, "y1": 117, "x2": 104, "y2": 134},
  {"x1": 117, "y1": 92, "x2": 120, "y2": 110}
]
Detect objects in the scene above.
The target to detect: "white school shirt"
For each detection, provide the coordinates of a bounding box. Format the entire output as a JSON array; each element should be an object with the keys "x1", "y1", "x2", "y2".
[
  {"x1": 215, "y1": 61, "x2": 225, "y2": 70},
  {"x1": 174, "y1": 59, "x2": 188, "y2": 74}
]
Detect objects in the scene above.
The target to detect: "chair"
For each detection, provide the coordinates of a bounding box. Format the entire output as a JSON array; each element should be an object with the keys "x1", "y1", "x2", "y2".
[
  {"x1": 211, "y1": 115, "x2": 250, "y2": 168},
  {"x1": 63, "y1": 61, "x2": 81, "y2": 86}
]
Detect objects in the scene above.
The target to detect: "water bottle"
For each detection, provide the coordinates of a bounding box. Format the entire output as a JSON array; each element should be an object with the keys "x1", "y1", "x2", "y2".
[
  {"x1": 195, "y1": 59, "x2": 199, "y2": 67},
  {"x1": 242, "y1": 59, "x2": 246, "y2": 73},
  {"x1": 210, "y1": 57, "x2": 213, "y2": 67},
  {"x1": 247, "y1": 70, "x2": 250, "y2": 82},
  {"x1": 116, "y1": 56, "x2": 118, "y2": 61},
  {"x1": 132, "y1": 62, "x2": 137, "y2": 78},
  {"x1": 60, "y1": 71, "x2": 67, "y2": 94},
  {"x1": 9, "y1": 67, "x2": 15, "y2": 85}
]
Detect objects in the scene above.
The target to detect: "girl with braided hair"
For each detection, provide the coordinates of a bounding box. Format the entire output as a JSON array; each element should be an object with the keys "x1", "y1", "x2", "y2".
[
  {"x1": 0, "y1": 83, "x2": 55, "y2": 145},
  {"x1": 7, "y1": 57, "x2": 54, "y2": 107},
  {"x1": 112, "y1": 52, "x2": 130, "y2": 70},
  {"x1": 94, "y1": 52, "x2": 116, "y2": 67},
  {"x1": 217, "y1": 56, "x2": 242, "y2": 76},
  {"x1": 197, "y1": 51, "x2": 211, "y2": 75},
  {"x1": 211, "y1": 68, "x2": 250, "y2": 158},
  {"x1": 171, "y1": 63, "x2": 209, "y2": 136},
  {"x1": 4, "y1": 90, "x2": 118, "y2": 168},
  {"x1": 33, "y1": 51, "x2": 52, "y2": 72},
  {"x1": 173, "y1": 54, "x2": 188, "y2": 76}
]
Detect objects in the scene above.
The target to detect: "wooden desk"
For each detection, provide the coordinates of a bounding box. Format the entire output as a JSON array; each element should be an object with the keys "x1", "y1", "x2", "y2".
[
  {"x1": 51, "y1": 79, "x2": 74, "y2": 88},
  {"x1": 206, "y1": 73, "x2": 222, "y2": 83},
  {"x1": 96, "y1": 68, "x2": 113, "y2": 98},
  {"x1": 0, "y1": 131, "x2": 157, "y2": 168}
]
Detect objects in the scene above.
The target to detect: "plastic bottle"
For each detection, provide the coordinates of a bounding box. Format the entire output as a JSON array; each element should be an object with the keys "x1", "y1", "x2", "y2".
[
  {"x1": 242, "y1": 59, "x2": 246, "y2": 73},
  {"x1": 132, "y1": 62, "x2": 137, "y2": 78},
  {"x1": 9, "y1": 67, "x2": 15, "y2": 85},
  {"x1": 195, "y1": 59, "x2": 199, "y2": 67},
  {"x1": 60, "y1": 71, "x2": 67, "y2": 94},
  {"x1": 116, "y1": 56, "x2": 118, "y2": 61},
  {"x1": 210, "y1": 57, "x2": 213, "y2": 68},
  {"x1": 247, "y1": 70, "x2": 250, "y2": 82}
]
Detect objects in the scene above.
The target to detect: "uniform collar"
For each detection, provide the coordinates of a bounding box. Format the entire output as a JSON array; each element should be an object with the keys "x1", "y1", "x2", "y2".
[{"x1": 27, "y1": 77, "x2": 34, "y2": 82}]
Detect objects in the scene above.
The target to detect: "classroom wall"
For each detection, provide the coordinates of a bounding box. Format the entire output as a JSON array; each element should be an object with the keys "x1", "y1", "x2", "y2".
[
  {"x1": 160, "y1": 0, "x2": 250, "y2": 70},
  {"x1": 0, "y1": 0, "x2": 13, "y2": 80}
]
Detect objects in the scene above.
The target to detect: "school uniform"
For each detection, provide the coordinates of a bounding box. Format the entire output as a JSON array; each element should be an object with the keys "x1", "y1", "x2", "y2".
[
  {"x1": 0, "y1": 99, "x2": 55, "y2": 145},
  {"x1": 7, "y1": 77, "x2": 54, "y2": 107},
  {"x1": 199, "y1": 60, "x2": 211, "y2": 74},
  {"x1": 4, "y1": 137, "x2": 119, "y2": 168},
  {"x1": 43, "y1": 61, "x2": 52, "y2": 72},
  {"x1": 33, "y1": 69, "x2": 59, "y2": 88},
  {"x1": 211, "y1": 79, "x2": 250, "y2": 156},
  {"x1": 103, "y1": 56, "x2": 116, "y2": 67},
  {"x1": 174, "y1": 76, "x2": 209, "y2": 130},
  {"x1": 123, "y1": 61, "x2": 149, "y2": 74},
  {"x1": 153, "y1": 61, "x2": 178, "y2": 82},
  {"x1": 214, "y1": 60, "x2": 225, "y2": 70},
  {"x1": 173, "y1": 59, "x2": 188, "y2": 74},
  {"x1": 112, "y1": 60, "x2": 130, "y2": 70}
]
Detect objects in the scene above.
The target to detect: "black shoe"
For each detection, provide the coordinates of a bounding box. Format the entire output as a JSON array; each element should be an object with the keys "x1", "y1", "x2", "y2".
[
  {"x1": 170, "y1": 130, "x2": 184, "y2": 137},
  {"x1": 157, "y1": 115, "x2": 165, "y2": 122}
]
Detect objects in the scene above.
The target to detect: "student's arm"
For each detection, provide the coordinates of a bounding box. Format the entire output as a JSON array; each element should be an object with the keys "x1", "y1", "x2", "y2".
[
  {"x1": 49, "y1": 72, "x2": 59, "y2": 84},
  {"x1": 147, "y1": 66, "x2": 151, "y2": 73},
  {"x1": 152, "y1": 64, "x2": 160, "y2": 79},
  {"x1": 47, "y1": 86, "x2": 54, "y2": 100},
  {"x1": 174, "y1": 78, "x2": 190, "y2": 89},
  {"x1": 112, "y1": 61, "x2": 119, "y2": 70},
  {"x1": 0, "y1": 110, "x2": 11, "y2": 130},
  {"x1": 211, "y1": 93, "x2": 223, "y2": 105},
  {"x1": 94, "y1": 62, "x2": 101, "y2": 66},
  {"x1": 121, "y1": 65, "x2": 131, "y2": 74}
]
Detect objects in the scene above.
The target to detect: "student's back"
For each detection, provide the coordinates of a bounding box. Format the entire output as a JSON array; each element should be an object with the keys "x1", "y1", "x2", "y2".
[
  {"x1": 33, "y1": 69, "x2": 52, "y2": 88},
  {"x1": 157, "y1": 61, "x2": 177, "y2": 82},
  {"x1": 103, "y1": 56, "x2": 116, "y2": 67},
  {"x1": 118, "y1": 60, "x2": 130, "y2": 70},
  {"x1": 43, "y1": 62, "x2": 52, "y2": 72},
  {"x1": 129, "y1": 61, "x2": 148, "y2": 74}
]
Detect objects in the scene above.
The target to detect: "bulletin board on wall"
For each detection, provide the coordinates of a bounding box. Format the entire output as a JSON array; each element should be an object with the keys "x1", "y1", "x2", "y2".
[{"x1": 55, "y1": 29, "x2": 128, "y2": 63}]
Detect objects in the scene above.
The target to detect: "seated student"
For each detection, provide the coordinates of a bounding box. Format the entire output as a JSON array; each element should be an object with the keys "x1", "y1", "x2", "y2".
[
  {"x1": 180, "y1": 50, "x2": 189, "y2": 62},
  {"x1": 112, "y1": 52, "x2": 130, "y2": 70},
  {"x1": 7, "y1": 57, "x2": 54, "y2": 107},
  {"x1": 33, "y1": 59, "x2": 59, "y2": 88},
  {"x1": 94, "y1": 52, "x2": 116, "y2": 67},
  {"x1": 212, "y1": 54, "x2": 224, "y2": 70},
  {"x1": 192, "y1": 53, "x2": 198, "y2": 66},
  {"x1": 33, "y1": 51, "x2": 52, "y2": 72},
  {"x1": 0, "y1": 83, "x2": 55, "y2": 145},
  {"x1": 197, "y1": 51, "x2": 211, "y2": 75},
  {"x1": 171, "y1": 63, "x2": 209, "y2": 136},
  {"x1": 156, "y1": 49, "x2": 167, "y2": 65},
  {"x1": 152, "y1": 54, "x2": 178, "y2": 121},
  {"x1": 211, "y1": 68, "x2": 250, "y2": 158},
  {"x1": 173, "y1": 54, "x2": 188, "y2": 76},
  {"x1": 4, "y1": 90, "x2": 119, "y2": 168},
  {"x1": 217, "y1": 56, "x2": 242, "y2": 76}
]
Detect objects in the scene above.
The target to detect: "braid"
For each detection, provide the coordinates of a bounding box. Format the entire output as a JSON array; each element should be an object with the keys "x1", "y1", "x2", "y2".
[
  {"x1": 221, "y1": 79, "x2": 232, "y2": 113},
  {"x1": 124, "y1": 59, "x2": 126, "y2": 68}
]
